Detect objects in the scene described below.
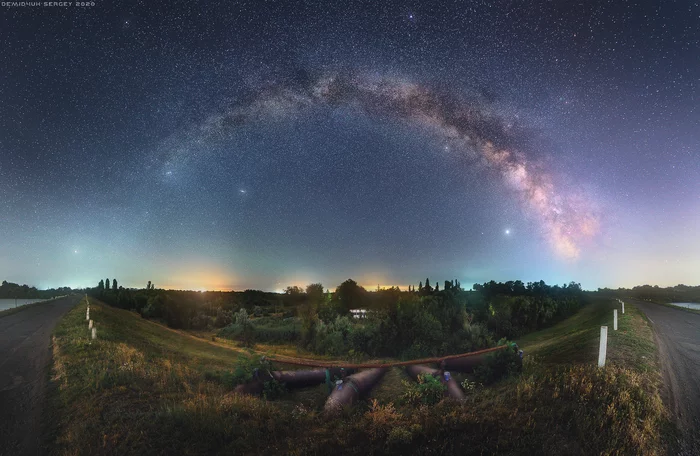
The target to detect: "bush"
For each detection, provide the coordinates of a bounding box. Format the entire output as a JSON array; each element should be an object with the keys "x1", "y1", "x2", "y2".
[
  {"x1": 218, "y1": 316, "x2": 301, "y2": 345},
  {"x1": 214, "y1": 308, "x2": 233, "y2": 328},
  {"x1": 190, "y1": 311, "x2": 212, "y2": 330},
  {"x1": 402, "y1": 372, "x2": 447, "y2": 405},
  {"x1": 473, "y1": 342, "x2": 523, "y2": 385}
]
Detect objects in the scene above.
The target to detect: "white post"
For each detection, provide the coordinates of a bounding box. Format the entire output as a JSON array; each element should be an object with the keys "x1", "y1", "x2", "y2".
[
  {"x1": 91, "y1": 327, "x2": 97, "y2": 340},
  {"x1": 89, "y1": 319, "x2": 93, "y2": 329},
  {"x1": 614, "y1": 309, "x2": 618, "y2": 331},
  {"x1": 598, "y1": 326, "x2": 608, "y2": 367},
  {"x1": 86, "y1": 310, "x2": 89, "y2": 320},
  {"x1": 621, "y1": 302, "x2": 624, "y2": 314}
]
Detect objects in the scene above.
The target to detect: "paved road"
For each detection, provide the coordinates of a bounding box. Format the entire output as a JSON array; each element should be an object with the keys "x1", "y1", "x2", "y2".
[
  {"x1": 633, "y1": 299, "x2": 700, "y2": 455},
  {"x1": 0, "y1": 295, "x2": 81, "y2": 456}
]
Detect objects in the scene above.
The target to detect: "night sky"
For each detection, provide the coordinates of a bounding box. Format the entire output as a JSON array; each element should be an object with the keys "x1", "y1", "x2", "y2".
[{"x1": 1, "y1": 1, "x2": 698, "y2": 291}]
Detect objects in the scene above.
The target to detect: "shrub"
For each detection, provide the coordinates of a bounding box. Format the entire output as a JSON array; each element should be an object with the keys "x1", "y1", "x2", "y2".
[
  {"x1": 473, "y1": 342, "x2": 523, "y2": 385},
  {"x1": 402, "y1": 372, "x2": 446, "y2": 405},
  {"x1": 214, "y1": 308, "x2": 233, "y2": 328}
]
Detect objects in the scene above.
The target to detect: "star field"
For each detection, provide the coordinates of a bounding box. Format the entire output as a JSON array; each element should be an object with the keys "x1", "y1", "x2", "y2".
[{"x1": 0, "y1": 0, "x2": 698, "y2": 291}]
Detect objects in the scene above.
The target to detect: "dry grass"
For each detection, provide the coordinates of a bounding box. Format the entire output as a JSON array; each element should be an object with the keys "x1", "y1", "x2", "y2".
[{"x1": 46, "y1": 296, "x2": 670, "y2": 455}]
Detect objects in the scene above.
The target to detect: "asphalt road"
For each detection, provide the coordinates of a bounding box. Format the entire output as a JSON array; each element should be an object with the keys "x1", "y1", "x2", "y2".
[
  {"x1": 0, "y1": 295, "x2": 81, "y2": 456},
  {"x1": 633, "y1": 299, "x2": 700, "y2": 455}
]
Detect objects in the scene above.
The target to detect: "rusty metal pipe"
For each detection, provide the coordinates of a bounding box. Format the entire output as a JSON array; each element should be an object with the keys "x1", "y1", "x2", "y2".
[
  {"x1": 404, "y1": 364, "x2": 465, "y2": 401},
  {"x1": 324, "y1": 368, "x2": 387, "y2": 414},
  {"x1": 235, "y1": 368, "x2": 355, "y2": 395},
  {"x1": 271, "y1": 367, "x2": 354, "y2": 389},
  {"x1": 441, "y1": 351, "x2": 492, "y2": 373}
]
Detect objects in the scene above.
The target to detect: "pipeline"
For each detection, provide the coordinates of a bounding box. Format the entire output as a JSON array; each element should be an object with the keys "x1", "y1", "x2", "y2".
[
  {"x1": 404, "y1": 364, "x2": 465, "y2": 401},
  {"x1": 234, "y1": 367, "x2": 354, "y2": 396},
  {"x1": 266, "y1": 344, "x2": 508, "y2": 369},
  {"x1": 324, "y1": 368, "x2": 387, "y2": 415},
  {"x1": 440, "y1": 343, "x2": 522, "y2": 373},
  {"x1": 271, "y1": 367, "x2": 354, "y2": 390}
]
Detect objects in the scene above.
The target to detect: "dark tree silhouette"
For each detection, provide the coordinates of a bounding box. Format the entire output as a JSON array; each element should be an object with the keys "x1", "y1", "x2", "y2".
[
  {"x1": 112, "y1": 279, "x2": 118, "y2": 290},
  {"x1": 105, "y1": 278, "x2": 111, "y2": 290},
  {"x1": 98, "y1": 279, "x2": 104, "y2": 290},
  {"x1": 335, "y1": 279, "x2": 366, "y2": 314}
]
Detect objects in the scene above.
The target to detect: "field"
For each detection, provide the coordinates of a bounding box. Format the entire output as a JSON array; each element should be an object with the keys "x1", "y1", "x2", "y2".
[{"x1": 45, "y1": 296, "x2": 670, "y2": 455}]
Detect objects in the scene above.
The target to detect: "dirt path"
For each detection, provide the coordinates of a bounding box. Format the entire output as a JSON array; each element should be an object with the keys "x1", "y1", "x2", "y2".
[
  {"x1": 633, "y1": 299, "x2": 700, "y2": 455},
  {"x1": 0, "y1": 295, "x2": 81, "y2": 456}
]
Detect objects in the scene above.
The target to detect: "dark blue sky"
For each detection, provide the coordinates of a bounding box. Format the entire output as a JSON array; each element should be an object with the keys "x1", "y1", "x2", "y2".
[{"x1": 1, "y1": 0, "x2": 698, "y2": 291}]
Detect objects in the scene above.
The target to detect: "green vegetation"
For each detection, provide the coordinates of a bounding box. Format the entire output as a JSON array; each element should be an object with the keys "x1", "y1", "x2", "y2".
[
  {"x1": 47, "y1": 294, "x2": 669, "y2": 455},
  {"x1": 0, "y1": 279, "x2": 72, "y2": 299},
  {"x1": 597, "y1": 283, "x2": 700, "y2": 303},
  {"x1": 401, "y1": 373, "x2": 446, "y2": 405},
  {"x1": 217, "y1": 279, "x2": 587, "y2": 360}
]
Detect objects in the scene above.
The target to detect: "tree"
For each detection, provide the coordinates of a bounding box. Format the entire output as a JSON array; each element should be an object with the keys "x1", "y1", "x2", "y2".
[
  {"x1": 419, "y1": 281, "x2": 423, "y2": 292},
  {"x1": 335, "y1": 279, "x2": 366, "y2": 314},
  {"x1": 147, "y1": 280, "x2": 152, "y2": 290},
  {"x1": 98, "y1": 279, "x2": 104, "y2": 290},
  {"x1": 285, "y1": 285, "x2": 304, "y2": 295},
  {"x1": 424, "y1": 278, "x2": 432, "y2": 293},
  {"x1": 306, "y1": 283, "x2": 325, "y2": 306},
  {"x1": 112, "y1": 279, "x2": 118, "y2": 290},
  {"x1": 105, "y1": 278, "x2": 110, "y2": 290},
  {"x1": 435, "y1": 282, "x2": 439, "y2": 292}
]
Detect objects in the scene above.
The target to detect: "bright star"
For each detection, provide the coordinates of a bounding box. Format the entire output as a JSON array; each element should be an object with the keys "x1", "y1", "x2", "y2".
[
  {"x1": 505, "y1": 229, "x2": 511, "y2": 235},
  {"x1": 239, "y1": 189, "x2": 246, "y2": 194}
]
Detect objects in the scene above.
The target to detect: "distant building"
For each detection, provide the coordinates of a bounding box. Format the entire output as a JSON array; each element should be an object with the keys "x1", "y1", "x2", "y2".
[{"x1": 350, "y1": 309, "x2": 367, "y2": 319}]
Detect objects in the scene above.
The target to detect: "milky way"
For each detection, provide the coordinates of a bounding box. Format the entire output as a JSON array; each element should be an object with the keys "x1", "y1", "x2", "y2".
[{"x1": 173, "y1": 72, "x2": 600, "y2": 259}]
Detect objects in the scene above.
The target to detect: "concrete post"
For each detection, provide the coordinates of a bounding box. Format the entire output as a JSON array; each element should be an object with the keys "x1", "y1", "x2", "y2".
[
  {"x1": 621, "y1": 302, "x2": 624, "y2": 314},
  {"x1": 91, "y1": 327, "x2": 97, "y2": 340},
  {"x1": 89, "y1": 319, "x2": 93, "y2": 329},
  {"x1": 614, "y1": 309, "x2": 618, "y2": 331},
  {"x1": 598, "y1": 326, "x2": 608, "y2": 367}
]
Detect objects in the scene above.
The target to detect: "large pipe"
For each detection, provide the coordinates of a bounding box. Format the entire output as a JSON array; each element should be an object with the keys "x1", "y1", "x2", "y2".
[
  {"x1": 441, "y1": 344, "x2": 522, "y2": 373},
  {"x1": 404, "y1": 364, "x2": 465, "y2": 401},
  {"x1": 440, "y1": 352, "x2": 491, "y2": 373},
  {"x1": 234, "y1": 367, "x2": 355, "y2": 395},
  {"x1": 324, "y1": 368, "x2": 387, "y2": 414},
  {"x1": 271, "y1": 367, "x2": 354, "y2": 389}
]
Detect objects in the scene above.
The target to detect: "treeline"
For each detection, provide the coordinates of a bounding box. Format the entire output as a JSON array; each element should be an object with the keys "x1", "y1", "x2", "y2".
[
  {"x1": 0, "y1": 280, "x2": 72, "y2": 299},
  {"x1": 90, "y1": 278, "x2": 298, "y2": 329},
  {"x1": 90, "y1": 277, "x2": 586, "y2": 359},
  {"x1": 597, "y1": 284, "x2": 700, "y2": 303},
  {"x1": 222, "y1": 279, "x2": 587, "y2": 359}
]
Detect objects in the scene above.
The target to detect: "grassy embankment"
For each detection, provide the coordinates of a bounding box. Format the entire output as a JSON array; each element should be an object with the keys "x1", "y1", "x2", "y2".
[{"x1": 46, "y1": 296, "x2": 669, "y2": 455}]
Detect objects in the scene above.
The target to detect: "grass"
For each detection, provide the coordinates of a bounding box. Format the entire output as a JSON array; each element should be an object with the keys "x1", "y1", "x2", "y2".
[{"x1": 47, "y1": 296, "x2": 670, "y2": 455}]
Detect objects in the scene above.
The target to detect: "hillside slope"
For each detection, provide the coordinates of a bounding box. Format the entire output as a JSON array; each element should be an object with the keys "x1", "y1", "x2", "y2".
[{"x1": 47, "y1": 296, "x2": 669, "y2": 455}]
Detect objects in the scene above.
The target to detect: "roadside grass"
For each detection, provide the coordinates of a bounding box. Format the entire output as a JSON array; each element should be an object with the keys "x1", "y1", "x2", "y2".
[{"x1": 48, "y1": 296, "x2": 669, "y2": 455}]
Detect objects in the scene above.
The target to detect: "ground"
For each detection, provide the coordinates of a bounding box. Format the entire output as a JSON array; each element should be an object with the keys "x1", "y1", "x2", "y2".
[
  {"x1": 0, "y1": 295, "x2": 82, "y2": 456},
  {"x1": 40, "y1": 295, "x2": 670, "y2": 455},
  {"x1": 633, "y1": 298, "x2": 700, "y2": 455}
]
